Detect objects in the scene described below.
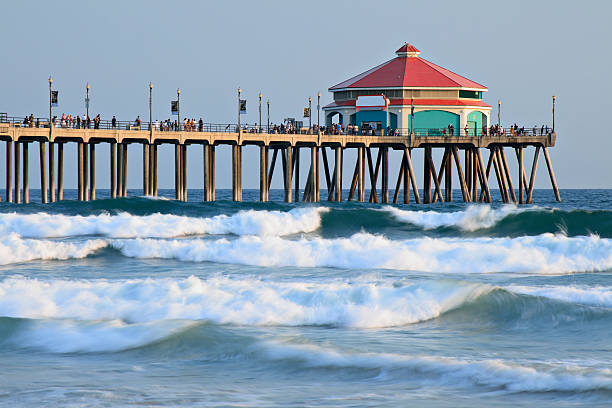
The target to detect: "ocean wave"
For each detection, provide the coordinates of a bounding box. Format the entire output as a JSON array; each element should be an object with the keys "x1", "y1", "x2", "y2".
[
  {"x1": 385, "y1": 204, "x2": 529, "y2": 231},
  {"x1": 0, "y1": 207, "x2": 327, "y2": 238},
  {"x1": 0, "y1": 276, "x2": 489, "y2": 328},
  {"x1": 112, "y1": 232, "x2": 612, "y2": 274},
  {"x1": 4, "y1": 318, "x2": 195, "y2": 353},
  {"x1": 256, "y1": 341, "x2": 612, "y2": 393},
  {"x1": 509, "y1": 285, "x2": 612, "y2": 308},
  {"x1": 0, "y1": 233, "x2": 106, "y2": 265}
]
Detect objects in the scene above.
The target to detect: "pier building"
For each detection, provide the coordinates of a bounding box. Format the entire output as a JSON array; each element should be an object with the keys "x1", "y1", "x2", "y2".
[{"x1": 324, "y1": 44, "x2": 491, "y2": 136}]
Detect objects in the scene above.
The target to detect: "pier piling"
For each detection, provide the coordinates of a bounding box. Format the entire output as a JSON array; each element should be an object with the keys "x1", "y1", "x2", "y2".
[
  {"x1": 6, "y1": 141, "x2": 12, "y2": 202},
  {"x1": 49, "y1": 142, "x2": 55, "y2": 202},
  {"x1": 83, "y1": 143, "x2": 89, "y2": 201},
  {"x1": 90, "y1": 144, "x2": 95, "y2": 200},
  {"x1": 58, "y1": 143, "x2": 64, "y2": 201},
  {"x1": 14, "y1": 142, "x2": 20, "y2": 204},
  {"x1": 110, "y1": 143, "x2": 116, "y2": 199},
  {"x1": 23, "y1": 142, "x2": 29, "y2": 203},
  {"x1": 39, "y1": 141, "x2": 47, "y2": 203}
]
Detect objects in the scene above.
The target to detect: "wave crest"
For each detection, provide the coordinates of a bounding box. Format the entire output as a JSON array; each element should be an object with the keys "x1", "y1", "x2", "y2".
[
  {"x1": 0, "y1": 207, "x2": 327, "y2": 238},
  {"x1": 112, "y1": 232, "x2": 612, "y2": 274},
  {"x1": 0, "y1": 233, "x2": 106, "y2": 265},
  {"x1": 0, "y1": 276, "x2": 489, "y2": 328},
  {"x1": 385, "y1": 204, "x2": 528, "y2": 231}
]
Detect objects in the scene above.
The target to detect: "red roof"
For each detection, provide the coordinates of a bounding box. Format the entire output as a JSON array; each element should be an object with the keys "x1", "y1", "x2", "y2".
[{"x1": 330, "y1": 45, "x2": 487, "y2": 91}]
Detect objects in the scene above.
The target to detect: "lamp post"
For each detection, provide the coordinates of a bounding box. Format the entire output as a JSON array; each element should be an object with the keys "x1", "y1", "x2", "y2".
[
  {"x1": 238, "y1": 87, "x2": 241, "y2": 133},
  {"x1": 317, "y1": 92, "x2": 321, "y2": 131},
  {"x1": 149, "y1": 83, "x2": 153, "y2": 140},
  {"x1": 85, "y1": 83, "x2": 90, "y2": 119},
  {"x1": 49, "y1": 76, "x2": 53, "y2": 131},
  {"x1": 497, "y1": 100, "x2": 501, "y2": 130},
  {"x1": 177, "y1": 89, "x2": 181, "y2": 131},
  {"x1": 308, "y1": 97, "x2": 312, "y2": 132},
  {"x1": 259, "y1": 92, "x2": 262, "y2": 133},
  {"x1": 552, "y1": 95, "x2": 556, "y2": 132},
  {"x1": 267, "y1": 100, "x2": 270, "y2": 133}
]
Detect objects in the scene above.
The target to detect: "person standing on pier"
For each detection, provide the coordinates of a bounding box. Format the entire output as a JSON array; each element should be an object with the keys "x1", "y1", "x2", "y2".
[{"x1": 112, "y1": 116, "x2": 117, "y2": 129}]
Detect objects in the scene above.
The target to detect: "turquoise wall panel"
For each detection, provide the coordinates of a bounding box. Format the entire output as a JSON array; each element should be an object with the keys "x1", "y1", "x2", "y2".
[
  {"x1": 356, "y1": 110, "x2": 388, "y2": 127},
  {"x1": 390, "y1": 113, "x2": 397, "y2": 129},
  {"x1": 467, "y1": 111, "x2": 483, "y2": 136},
  {"x1": 412, "y1": 110, "x2": 459, "y2": 135}
]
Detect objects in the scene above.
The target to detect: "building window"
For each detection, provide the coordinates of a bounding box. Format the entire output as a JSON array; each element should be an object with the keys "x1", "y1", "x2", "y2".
[{"x1": 459, "y1": 90, "x2": 482, "y2": 99}]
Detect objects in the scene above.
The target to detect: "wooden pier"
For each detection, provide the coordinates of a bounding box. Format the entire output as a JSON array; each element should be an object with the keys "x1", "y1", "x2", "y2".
[{"x1": 0, "y1": 122, "x2": 560, "y2": 204}]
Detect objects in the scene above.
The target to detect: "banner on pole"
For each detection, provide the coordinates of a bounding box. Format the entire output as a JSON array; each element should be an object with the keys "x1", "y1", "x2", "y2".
[
  {"x1": 51, "y1": 91, "x2": 58, "y2": 107},
  {"x1": 303, "y1": 107, "x2": 310, "y2": 118},
  {"x1": 171, "y1": 101, "x2": 179, "y2": 115},
  {"x1": 240, "y1": 99, "x2": 247, "y2": 114}
]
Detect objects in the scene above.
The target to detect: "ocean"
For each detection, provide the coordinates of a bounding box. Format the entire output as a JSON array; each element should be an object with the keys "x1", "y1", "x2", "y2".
[{"x1": 1, "y1": 188, "x2": 612, "y2": 407}]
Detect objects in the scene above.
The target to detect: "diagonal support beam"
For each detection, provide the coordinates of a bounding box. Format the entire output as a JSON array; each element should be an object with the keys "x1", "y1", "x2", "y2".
[
  {"x1": 527, "y1": 146, "x2": 540, "y2": 204},
  {"x1": 404, "y1": 148, "x2": 421, "y2": 204},
  {"x1": 499, "y1": 147, "x2": 517, "y2": 203},
  {"x1": 427, "y1": 149, "x2": 444, "y2": 203},
  {"x1": 542, "y1": 146, "x2": 561, "y2": 202},
  {"x1": 451, "y1": 146, "x2": 471, "y2": 202}
]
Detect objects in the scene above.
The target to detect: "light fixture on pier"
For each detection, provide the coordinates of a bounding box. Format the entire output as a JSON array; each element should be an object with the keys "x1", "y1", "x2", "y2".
[
  {"x1": 86, "y1": 83, "x2": 91, "y2": 118},
  {"x1": 259, "y1": 92, "x2": 262, "y2": 133},
  {"x1": 317, "y1": 92, "x2": 321, "y2": 130}
]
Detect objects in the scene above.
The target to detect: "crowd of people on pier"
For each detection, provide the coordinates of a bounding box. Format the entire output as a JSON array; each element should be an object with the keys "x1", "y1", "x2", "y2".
[{"x1": 15, "y1": 114, "x2": 553, "y2": 138}]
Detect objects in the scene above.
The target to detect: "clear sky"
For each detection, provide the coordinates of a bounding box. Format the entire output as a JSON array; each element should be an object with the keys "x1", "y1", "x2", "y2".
[{"x1": 1, "y1": 0, "x2": 610, "y2": 190}]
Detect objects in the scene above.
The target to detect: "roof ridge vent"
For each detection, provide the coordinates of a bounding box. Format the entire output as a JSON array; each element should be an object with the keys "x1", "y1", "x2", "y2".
[{"x1": 396, "y1": 43, "x2": 420, "y2": 58}]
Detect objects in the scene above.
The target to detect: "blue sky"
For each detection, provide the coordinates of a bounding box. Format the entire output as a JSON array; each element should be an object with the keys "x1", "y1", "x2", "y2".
[{"x1": 1, "y1": 0, "x2": 610, "y2": 189}]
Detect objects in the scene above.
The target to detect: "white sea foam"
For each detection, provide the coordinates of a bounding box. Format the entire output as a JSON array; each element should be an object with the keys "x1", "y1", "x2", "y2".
[
  {"x1": 385, "y1": 204, "x2": 531, "y2": 231},
  {"x1": 0, "y1": 233, "x2": 106, "y2": 265},
  {"x1": 112, "y1": 232, "x2": 612, "y2": 274},
  {"x1": 508, "y1": 285, "x2": 612, "y2": 308},
  {"x1": 257, "y1": 341, "x2": 612, "y2": 393},
  {"x1": 0, "y1": 276, "x2": 488, "y2": 328},
  {"x1": 0, "y1": 207, "x2": 327, "y2": 238}
]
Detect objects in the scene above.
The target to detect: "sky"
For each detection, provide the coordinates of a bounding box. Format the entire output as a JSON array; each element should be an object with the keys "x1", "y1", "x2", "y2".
[{"x1": 0, "y1": 0, "x2": 610, "y2": 191}]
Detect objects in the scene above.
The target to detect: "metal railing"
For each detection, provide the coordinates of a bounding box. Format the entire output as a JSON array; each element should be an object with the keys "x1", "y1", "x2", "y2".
[{"x1": 2, "y1": 114, "x2": 552, "y2": 138}]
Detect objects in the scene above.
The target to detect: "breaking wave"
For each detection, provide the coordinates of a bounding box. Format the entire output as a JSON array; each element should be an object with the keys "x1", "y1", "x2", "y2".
[
  {"x1": 112, "y1": 232, "x2": 612, "y2": 274},
  {"x1": 509, "y1": 285, "x2": 612, "y2": 308},
  {"x1": 385, "y1": 204, "x2": 528, "y2": 231},
  {"x1": 255, "y1": 341, "x2": 612, "y2": 393},
  {"x1": 0, "y1": 207, "x2": 327, "y2": 238},
  {"x1": 0, "y1": 233, "x2": 106, "y2": 265},
  {"x1": 0, "y1": 276, "x2": 489, "y2": 328}
]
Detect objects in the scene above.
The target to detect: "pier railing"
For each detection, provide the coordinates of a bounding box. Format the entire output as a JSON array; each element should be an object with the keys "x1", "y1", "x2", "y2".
[{"x1": 3, "y1": 114, "x2": 552, "y2": 139}]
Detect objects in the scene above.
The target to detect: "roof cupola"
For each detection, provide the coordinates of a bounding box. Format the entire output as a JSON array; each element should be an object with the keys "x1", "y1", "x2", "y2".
[{"x1": 396, "y1": 43, "x2": 420, "y2": 58}]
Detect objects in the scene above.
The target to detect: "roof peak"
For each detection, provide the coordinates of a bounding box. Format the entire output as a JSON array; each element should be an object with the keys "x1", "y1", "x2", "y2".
[{"x1": 396, "y1": 43, "x2": 420, "y2": 58}]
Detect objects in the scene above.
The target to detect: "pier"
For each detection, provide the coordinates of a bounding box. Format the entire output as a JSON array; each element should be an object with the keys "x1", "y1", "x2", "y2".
[
  {"x1": 0, "y1": 44, "x2": 562, "y2": 205},
  {"x1": 0, "y1": 118, "x2": 560, "y2": 205}
]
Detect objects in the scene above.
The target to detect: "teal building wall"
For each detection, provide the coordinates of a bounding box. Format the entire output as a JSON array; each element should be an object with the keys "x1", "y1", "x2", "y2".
[
  {"x1": 355, "y1": 110, "x2": 389, "y2": 128},
  {"x1": 412, "y1": 110, "x2": 460, "y2": 135},
  {"x1": 467, "y1": 111, "x2": 487, "y2": 136}
]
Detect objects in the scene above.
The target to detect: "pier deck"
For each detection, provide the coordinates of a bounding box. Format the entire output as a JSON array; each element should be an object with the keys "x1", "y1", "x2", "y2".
[
  {"x1": 0, "y1": 121, "x2": 559, "y2": 205},
  {"x1": 0, "y1": 124, "x2": 555, "y2": 149}
]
